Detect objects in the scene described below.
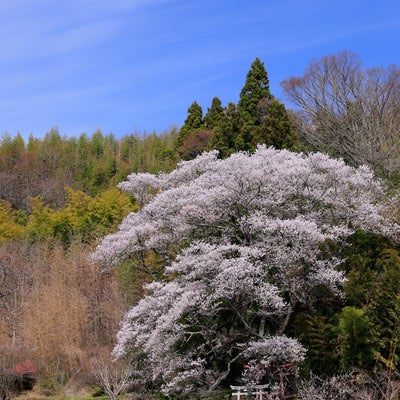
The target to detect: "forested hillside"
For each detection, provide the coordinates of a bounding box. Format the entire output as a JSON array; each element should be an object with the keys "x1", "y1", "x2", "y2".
[{"x1": 1, "y1": 51, "x2": 400, "y2": 399}]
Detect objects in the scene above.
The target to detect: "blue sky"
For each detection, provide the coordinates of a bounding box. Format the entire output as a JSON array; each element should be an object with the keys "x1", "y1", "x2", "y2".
[{"x1": 1, "y1": 0, "x2": 399, "y2": 140}]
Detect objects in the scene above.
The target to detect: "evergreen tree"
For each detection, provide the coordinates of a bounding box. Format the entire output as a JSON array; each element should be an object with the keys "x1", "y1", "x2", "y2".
[
  {"x1": 294, "y1": 231, "x2": 400, "y2": 374},
  {"x1": 204, "y1": 97, "x2": 224, "y2": 129},
  {"x1": 0, "y1": 132, "x2": 25, "y2": 168},
  {"x1": 236, "y1": 58, "x2": 272, "y2": 151},
  {"x1": 291, "y1": 310, "x2": 339, "y2": 375},
  {"x1": 341, "y1": 232, "x2": 400, "y2": 371},
  {"x1": 209, "y1": 102, "x2": 239, "y2": 158},
  {"x1": 41, "y1": 128, "x2": 64, "y2": 173},
  {"x1": 256, "y1": 98, "x2": 298, "y2": 149},
  {"x1": 90, "y1": 129, "x2": 105, "y2": 158},
  {"x1": 178, "y1": 101, "x2": 208, "y2": 160},
  {"x1": 238, "y1": 57, "x2": 271, "y2": 121},
  {"x1": 179, "y1": 101, "x2": 203, "y2": 138},
  {"x1": 336, "y1": 306, "x2": 375, "y2": 371}
]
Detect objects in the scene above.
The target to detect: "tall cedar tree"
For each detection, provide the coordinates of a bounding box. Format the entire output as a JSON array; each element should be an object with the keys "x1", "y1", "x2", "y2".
[
  {"x1": 178, "y1": 101, "x2": 204, "y2": 140},
  {"x1": 178, "y1": 101, "x2": 213, "y2": 160},
  {"x1": 215, "y1": 57, "x2": 297, "y2": 154},
  {"x1": 204, "y1": 97, "x2": 225, "y2": 129},
  {"x1": 209, "y1": 102, "x2": 240, "y2": 158},
  {"x1": 236, "y1": 58, "x2": 272, "y2": 151}
]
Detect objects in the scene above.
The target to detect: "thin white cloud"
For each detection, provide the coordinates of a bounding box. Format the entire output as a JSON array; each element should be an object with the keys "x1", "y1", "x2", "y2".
[
  {"x1": 0, "y1": 0, "x2": 399, "y2": 138},
  {"x1": 0, "y1": 0, "x2": 174, "y2": 62}
]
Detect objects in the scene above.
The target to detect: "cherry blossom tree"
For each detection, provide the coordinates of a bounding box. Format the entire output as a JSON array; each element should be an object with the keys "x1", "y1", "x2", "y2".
[{"x1": 93, "y1": 146, "x2": 397, "y2": 394}]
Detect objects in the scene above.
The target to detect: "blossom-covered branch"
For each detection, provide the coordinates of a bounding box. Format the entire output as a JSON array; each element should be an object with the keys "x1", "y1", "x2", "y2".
[{"x1": 93, "y1": 146, "x2": 398, "y2": 393}]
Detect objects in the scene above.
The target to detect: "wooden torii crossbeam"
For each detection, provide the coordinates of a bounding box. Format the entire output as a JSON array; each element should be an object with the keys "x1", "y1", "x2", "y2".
[
  {"x1": 236, "y1": 363, "x2": 297, "y2": 399},
  {"x1": 230, "y1": 384, "x2": 269, "y2": 400}
]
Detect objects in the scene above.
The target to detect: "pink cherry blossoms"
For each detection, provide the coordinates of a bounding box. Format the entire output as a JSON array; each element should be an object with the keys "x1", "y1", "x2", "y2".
[{"x1": 93, "y1": 146, "x2": 397, "y2": 393}]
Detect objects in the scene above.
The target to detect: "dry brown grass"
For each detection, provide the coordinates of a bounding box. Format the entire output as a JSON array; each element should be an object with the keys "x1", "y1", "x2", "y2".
[{"x1": 1, "y1": 240, "x2": 128, "y2": 386}]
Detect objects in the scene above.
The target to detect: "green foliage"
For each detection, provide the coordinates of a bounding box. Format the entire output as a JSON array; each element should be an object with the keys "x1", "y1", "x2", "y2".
[
  {"x1": 204, "y1": 97, "x2": 224, "y2": 129},
  {"x1": 115, "y1": 130, "x2": 178, "y2": 176},
  {"x1": 25, "y1": 196, "x2": 57, "y2": 241},
  {"x1": 87, "y1": 187, "x2": 137, "y2": 237},
  {"x1": 177, "y1": 102, "x2": 207, "y2": 159},
  {"x1": 255, "y1": 98, "x2": 298, "y2": 150},
  {"x1": 179, "y1": 101, "x2": 204, "y2": 138},
  {"x1": 367, "y1": 249, "x2": 400, "y2": 370},
  {"x1": 91, "y1": 129, "x2": 105, "y2": 157},
  {"x1": 51, "y1": 187, "x2": 93, "y2": 243},
  {"x1": 0, "y1": 199, "x2": 26, "y2": 241},
  {"x1": 179, "y1": 58, "x2": 300, "y2": 158},
  {"x1": 238, "y1": 57, "x2": 271, "y2": 123},
  {"x1": 336, "y1": 306, "x2": 375, "y2": 370},
  {"x1": 209, "y1": 102, "x2": 239, "y2": 158},
  {"x1": 290, "y1": 230, "x2": 400, "y2": 375},
  {"x1": 236, "y1": 57, "x2": 272, "y2": 151},
  {"x1": 342, "y1": 231, "x2": 400, "y2": 370},
  {"x1": 0, "y1": 128, "x2": 179, "y2": 210},
  {"x1": 0, "y1": 132, "x2": 25, "y2": 169},
  {"x1": 25, "y1": 187, "x2": 136, "y2": 244},
  {"x1": 292, "y1": 310, "x2": 338, "y2": 375}
]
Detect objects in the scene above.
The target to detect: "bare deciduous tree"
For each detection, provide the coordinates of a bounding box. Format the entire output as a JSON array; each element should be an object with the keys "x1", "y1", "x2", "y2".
[
  {"x1": 281, "y1": 50, "x2": 400, "y2": 175},
  {"x1": 90, "y1": 352, "x2": 132, "y2": 400},
  {"x1": 297, "y1": 370, "x2": 400, "y2": 400},
  {"x1": 0, "y1": 244, "x2": 29, "y2": 347},
  {"x1": 0, "y1": 347, "x2": 18, "y2": 400},
  {"x1": 366, "y1": 370, "x2": 400, "y2": 400}
]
